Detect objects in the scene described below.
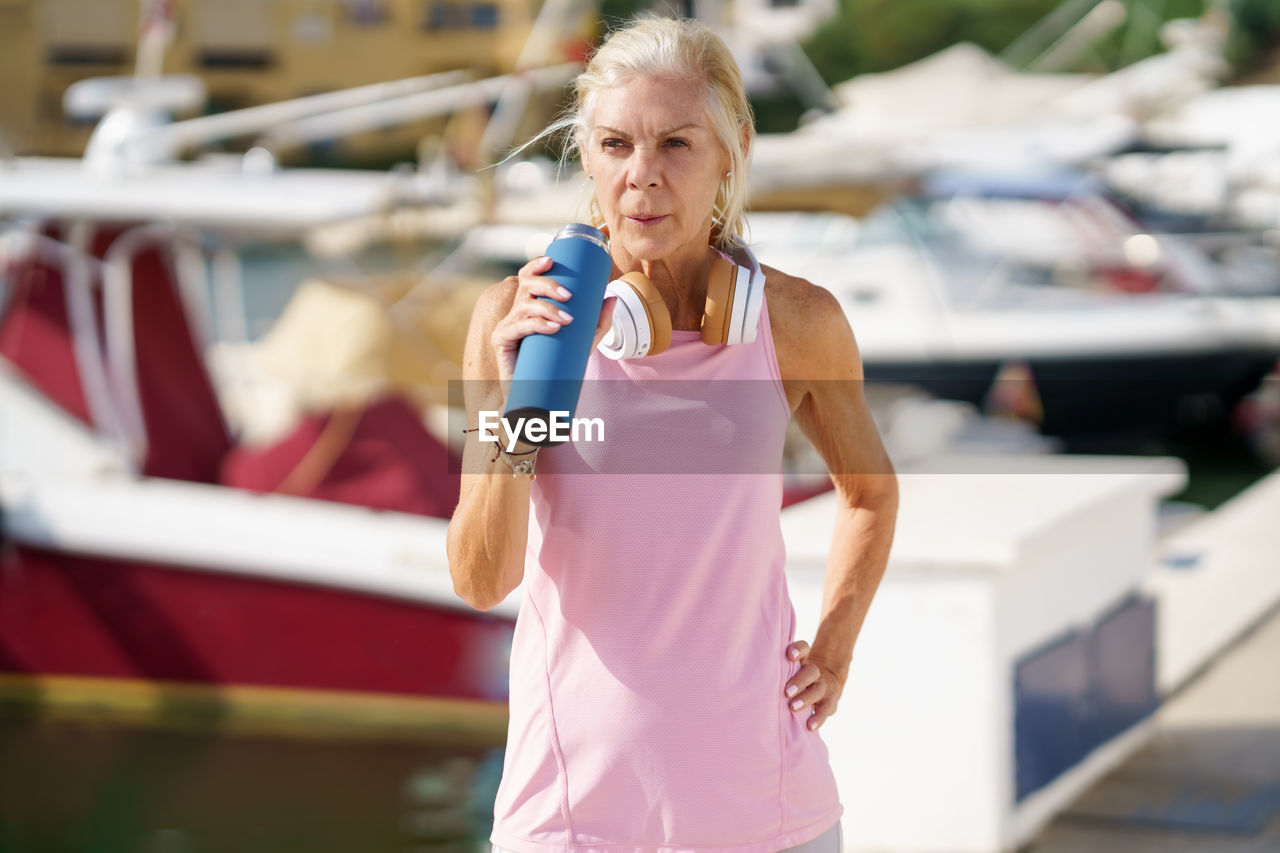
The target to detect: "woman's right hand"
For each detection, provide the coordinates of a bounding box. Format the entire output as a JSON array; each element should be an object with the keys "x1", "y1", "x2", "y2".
[{"x1": 491, "y1": 255, "x2": 617, "y2": 384}]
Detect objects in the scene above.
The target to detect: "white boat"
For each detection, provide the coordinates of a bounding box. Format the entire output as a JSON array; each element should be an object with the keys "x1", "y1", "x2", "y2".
[
  {"x1": 748, "y1": 196, "x2": 1280, "y2": 439},
  {"x1": 1106, "y1": 84, "x2": 1280, "y2": 231},
  {"x1": 748, "y1": 6, "x2": 1231, "y2": 210}
]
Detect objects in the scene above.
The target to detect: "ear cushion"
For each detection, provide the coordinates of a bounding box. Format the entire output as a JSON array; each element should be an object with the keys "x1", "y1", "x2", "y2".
[
  {"x1": 700, "y1": 255, "x2": 736, "y2": 346},
  {"x1": 599, "y1": 271, "x2": 672, "y2": 359},
  {"x1": 618, "y1": 271, "x2": 672, "y2": 356}
]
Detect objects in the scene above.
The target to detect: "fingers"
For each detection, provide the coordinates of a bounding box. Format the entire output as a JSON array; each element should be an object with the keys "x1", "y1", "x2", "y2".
[
  {"x1": 516, "y1": 256, "x2": 573, "y2": 303},
  {"x1": 518, "y1": 254, "x2": 554, "y2": 277},
  {"x1": 783, "y1": 642, "x2": 839, "y2": 732},
  {"x1": 508, "y1": 257, "x2": 572, "y2": 324},
  {"x1": 491, "y1": 256, "x2": 617, "y2": 383},
  {"x1": 493, "y1": 314, "x2": 566, "y2": 346},
  {"x1": 795, "y1": 677, "x2": 837, "y2": 732},
  {"x1": 785, "y1": 662, "x2": 827, "y2": 712},
  {"x1": 492, "y1": 258, "x2": 576, "y2": 351},
  {"x1": 808, "y1": 697, "x2": 836, "y2": 732}
]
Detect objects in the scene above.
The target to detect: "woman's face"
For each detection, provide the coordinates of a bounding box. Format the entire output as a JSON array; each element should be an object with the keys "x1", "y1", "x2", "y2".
[{"x1": 583, "y1": 75, "x2": 729, "y2": 266}]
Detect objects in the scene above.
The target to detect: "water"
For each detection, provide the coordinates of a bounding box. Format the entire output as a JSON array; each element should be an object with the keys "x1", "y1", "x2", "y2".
[{"x1": 0, "y1": 712, "x2": 504, "y2": 853}]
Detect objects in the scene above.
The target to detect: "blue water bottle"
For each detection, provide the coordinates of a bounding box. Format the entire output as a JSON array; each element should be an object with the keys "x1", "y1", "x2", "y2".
[{"x1": 503, "y1": 223, "x2": 612, "y2": 446}]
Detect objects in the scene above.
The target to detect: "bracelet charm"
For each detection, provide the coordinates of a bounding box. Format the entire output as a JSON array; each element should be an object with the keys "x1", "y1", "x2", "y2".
[
  {"x1": 502, "y1": 452, "x2": 538, "y2": 479},
  {"x1": 463, "y1": 426, "x2": 540, "y2": 478}
]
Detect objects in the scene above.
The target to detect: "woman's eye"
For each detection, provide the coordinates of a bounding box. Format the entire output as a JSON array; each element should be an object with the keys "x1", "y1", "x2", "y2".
[
  {"x1": 665, "y1": 138, "x2": 689, "y2": 148},
  {"x1": 601, "y1": 138, "x2": 628, "y2": 150}
]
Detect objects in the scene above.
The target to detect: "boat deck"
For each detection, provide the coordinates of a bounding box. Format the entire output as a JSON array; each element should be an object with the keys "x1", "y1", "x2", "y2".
[{"x1": 1031, "y1": 603, "x2": 1280, "y2": 852}]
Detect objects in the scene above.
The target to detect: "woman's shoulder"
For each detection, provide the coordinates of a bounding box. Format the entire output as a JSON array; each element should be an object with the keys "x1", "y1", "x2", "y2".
[
  {"x1": 472, "y1": 276, "x2": 521, "y2": 328},
  {"x1": 761, "y1": 265, "x2": 849, "y2": 345},
  {"x1": 760, "y1": 265, "x2": 862, "y2": 381},
  {"x1": 761, "y1": 265, "x2": 841, "y2": 316},
  {"x1": 461, "y1": 277, "x2": 522, "y2": 383}
]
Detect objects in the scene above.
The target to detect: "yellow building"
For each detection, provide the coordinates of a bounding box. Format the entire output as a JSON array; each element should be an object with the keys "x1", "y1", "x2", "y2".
[{"x1": 0, "y1": 0, "x2": 573, "y2": 162}]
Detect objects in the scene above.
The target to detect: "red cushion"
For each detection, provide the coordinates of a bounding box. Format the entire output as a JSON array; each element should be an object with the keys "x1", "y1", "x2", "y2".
[
  {"x1": 87, "y1": 228, "x2": 232, "y2": 483},
  {"x1": 220, "y1": 396, "x2": 461, "y2": 519}
]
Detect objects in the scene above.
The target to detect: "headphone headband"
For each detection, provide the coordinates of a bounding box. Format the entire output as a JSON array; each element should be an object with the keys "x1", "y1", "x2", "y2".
[{"x1": 726, "y1": 245, "x2": 765, "y2": 345}]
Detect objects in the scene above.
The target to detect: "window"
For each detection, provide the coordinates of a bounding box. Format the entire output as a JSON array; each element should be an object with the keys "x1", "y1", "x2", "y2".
[
  {"x1": 471, "y1": 2, "x2": 498, "y2": 28},
  {"x1": 198, "y1": 50, "x2": 276, "y2": 70},
  {"x1": 44, "y1": 0, "x2": 130, "y2": 44},
  {"x1": 191, "y1": 0, "x2": 271, "y2": 56},
  {"x1": 344, "y1": 0, "x2": 389, "y2": 24},
  {"x1": 43, "y1": 0, "x2": 129, "y2": 66},
  {"x1": 423, "y1": 1, "x2": 497, "y2": 30},
  {"x1": 424, "y1": 1, "x2": 464, "y2": 30},
  {"x1": 46, "y1": 46, "x2": 127, "y2": 65}
]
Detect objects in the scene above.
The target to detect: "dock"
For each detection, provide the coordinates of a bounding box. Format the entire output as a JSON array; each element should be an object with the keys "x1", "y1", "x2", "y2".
[{"x1": 1033, "y1": 602, "x2": 1280, "y2": 851}]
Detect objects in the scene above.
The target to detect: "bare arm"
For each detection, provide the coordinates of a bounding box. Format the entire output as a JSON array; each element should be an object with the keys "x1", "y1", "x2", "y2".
[
  {"x1": 777, "y1": 280, "x2": 899, "y2": 730},
  {"x1": 446, "y1": 257, "x2": 615, "y2": 611},
  {"x1": 446, "y1": 277, "x2": 534, "y2": 611}
]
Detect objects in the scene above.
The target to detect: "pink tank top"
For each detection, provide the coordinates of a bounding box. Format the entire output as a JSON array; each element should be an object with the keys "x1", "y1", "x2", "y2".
[{"x1": 491, "y1": 294, "x2": 843, "y2": 853}]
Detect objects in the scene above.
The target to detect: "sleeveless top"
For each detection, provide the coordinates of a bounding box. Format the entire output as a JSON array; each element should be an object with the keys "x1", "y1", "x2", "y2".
[{"x1": 490, "y1": 293, "x2": 843, "y2": 853}]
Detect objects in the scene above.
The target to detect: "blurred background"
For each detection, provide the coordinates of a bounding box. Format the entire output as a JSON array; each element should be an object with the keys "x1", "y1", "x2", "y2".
[{"x1": 2, "y1": 1, "x2": 1280, "y2": 851}]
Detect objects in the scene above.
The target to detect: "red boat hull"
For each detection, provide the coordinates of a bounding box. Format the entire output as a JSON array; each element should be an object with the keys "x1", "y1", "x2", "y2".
[{"x1": 0, "y1": 545, "x2": 514, "y2": 739}]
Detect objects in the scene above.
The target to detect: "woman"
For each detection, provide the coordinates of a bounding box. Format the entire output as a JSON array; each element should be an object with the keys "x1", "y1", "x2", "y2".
[{"x1": 447, "y1": 16, "x2": 898, "y2": 853}]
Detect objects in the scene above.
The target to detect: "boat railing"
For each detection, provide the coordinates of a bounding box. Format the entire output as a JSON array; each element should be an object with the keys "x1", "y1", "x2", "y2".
[
  {"x1": 100, "y1": 222, "x2": 221, "y2": 471},
  {"x1": 80, "y1": 70, "x2": 471, "y2": 163},
  {"x1": 0, "y1": 224, "x2": 127, "y2": 458}
]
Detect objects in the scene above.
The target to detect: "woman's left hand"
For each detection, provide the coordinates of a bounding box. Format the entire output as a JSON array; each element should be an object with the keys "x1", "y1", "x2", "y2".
[{"x1": 784, "y1": 640, "x2": 844, "y2": 732}]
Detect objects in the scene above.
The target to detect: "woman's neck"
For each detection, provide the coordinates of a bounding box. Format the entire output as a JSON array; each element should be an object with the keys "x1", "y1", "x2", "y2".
[{"x1": 612, "y1": 235, "x2": 719, "y2": 332}]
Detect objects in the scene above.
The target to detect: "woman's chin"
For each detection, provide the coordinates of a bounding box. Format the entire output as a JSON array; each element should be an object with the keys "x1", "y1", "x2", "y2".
[
  {"x1": 615, "y1": 234, "x2": 672, "y2": 262},
  {"x1": 614, "y1": 227, "x2": 703, "y2": 264}
]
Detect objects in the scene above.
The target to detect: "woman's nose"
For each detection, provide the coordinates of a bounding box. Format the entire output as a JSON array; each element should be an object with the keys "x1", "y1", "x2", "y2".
[{"x1": 627, "y1": 150, "x2": 660, "y2": 189}]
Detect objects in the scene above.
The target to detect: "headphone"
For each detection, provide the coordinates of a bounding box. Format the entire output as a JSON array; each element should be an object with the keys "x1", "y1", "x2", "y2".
[{"x1": 596, "y1": 244, "x2": 766, "y2": 360}]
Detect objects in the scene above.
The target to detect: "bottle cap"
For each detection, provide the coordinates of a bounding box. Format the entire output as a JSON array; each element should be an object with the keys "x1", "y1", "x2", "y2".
[{"x1": 553, "y1": 223, "x2": 608, "y2": 252}]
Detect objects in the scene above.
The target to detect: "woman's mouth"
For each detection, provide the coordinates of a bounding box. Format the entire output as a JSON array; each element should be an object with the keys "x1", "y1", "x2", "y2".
[{"x1": 627, "y1": 214, "x2": 668, "y2": 227}]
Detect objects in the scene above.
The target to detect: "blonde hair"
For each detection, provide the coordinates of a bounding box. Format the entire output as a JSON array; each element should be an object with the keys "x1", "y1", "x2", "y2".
[{"x1": 533, "y1": 16, "x2": 754, "y2": 253}]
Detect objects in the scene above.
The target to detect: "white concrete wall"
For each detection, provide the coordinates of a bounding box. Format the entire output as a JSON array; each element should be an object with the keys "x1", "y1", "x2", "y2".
[
  {"x1": 1151, "y1": 470, "x2": 1280, "y2": 692},
  {"x1": 781, "y1": 456, "x2": 1185, "y2": 852},
  {"x1": 788, "y1": 565, "x2": 1007, "y2": 852}
]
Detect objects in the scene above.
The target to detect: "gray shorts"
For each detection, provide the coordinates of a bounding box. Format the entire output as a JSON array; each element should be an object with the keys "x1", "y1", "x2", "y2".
[
  {"x1": 491, "y1": 821, "x2": 842, "y2": 853},
  {"x1": 778, "y1": 821, "x2": 842, "y2": 853}
]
